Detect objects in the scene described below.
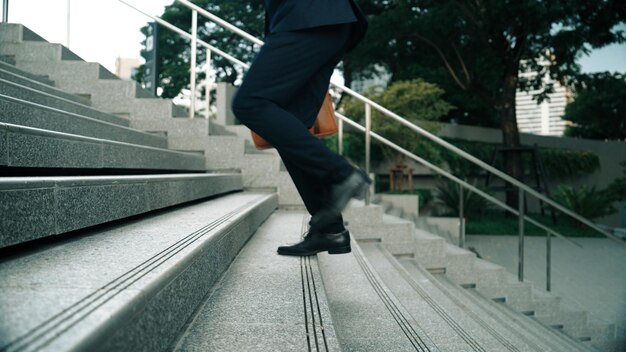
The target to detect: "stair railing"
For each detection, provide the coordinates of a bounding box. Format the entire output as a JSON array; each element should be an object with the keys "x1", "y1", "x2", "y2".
[{"x1": 116, "y1": 0, "x2": 625, "y2": 292}]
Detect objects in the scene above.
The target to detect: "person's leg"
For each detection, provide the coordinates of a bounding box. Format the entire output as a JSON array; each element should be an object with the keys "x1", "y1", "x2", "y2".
[
  {"x1": 232, "y1": 24, "x2": 354, "y2": 185},
  {"x1": 280, "y1": 153, "x2": 346, "y2": 234}
]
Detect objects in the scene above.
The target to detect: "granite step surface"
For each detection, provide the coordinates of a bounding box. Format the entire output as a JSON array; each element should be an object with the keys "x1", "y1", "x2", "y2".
[
  {"x1": 0, "y1": 65, "x2": 89, "y2": 105},
  {"x1": 360, "y1": 242, "x2": 517, "y2": 351},
  {"x1": 429, "y1": 271, "x2": 594, "y2": 352},
  {"x1": 0, "y1": 173, "x2": 243, "y2": 248},
  {"x1": 9, "y1": 60, "x2": 185, "y2": 120},
  {"x1": 318, "y1": 239, "x2": 437, "y2": 351},
  {"x1": 0, "y1": 95, "x2": 171, "y2": 149},
  {"x1": 0, "y1": 79, "x2": 130, "y2": 127},
  {"x1": 0, "y1": 122, "x2": 205, "y2": 172},
  {"x1": 0, "y1": 191, "x2": 277, "y2": 352},
  {"x1": 174, "y1": 211, "x2": 341, "y2": 352},
  {"x1": 396, "y1": 257, "x2": 585, "y2": 352},
  {"x1": 0, "y1": 60, "x2": 57, "y2": 88},
  {"x1": 0, "y1": 23, "x2": 47, "y2": 43},
  {"x1": 0, "y1": 55, "x2": 17, "y2": 65}
]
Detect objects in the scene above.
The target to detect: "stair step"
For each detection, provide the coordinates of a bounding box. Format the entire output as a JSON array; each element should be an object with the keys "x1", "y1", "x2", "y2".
[
  {"x1": 130, "y1": 118, "x2": 209, "y2": 139},
  {"x1": 0, "y1": 173, "x2": 243, "y2": 248},
  {"x1": 0, "y1": 95, "x2": 171, "y2": 149},
  {"x1": 0, "y1": 80, "x2": 130, "y2": 127},
  {"x1": 431, "y1": 272, "x2": 592, "y2": 352},
  {"x1": 318, "y1": 240, "x2": 436, "y2": 350},
  {"x1": 0, "y1": 191, "x2": 277, "y2": 351},
  {"x1": 0, "y1": 60, "x2": 56, "y2": 87},
  {"x1": 174, "y1": 210, "x2": 340, "y2": 351},
  {"x1": 0, "y1": 122, "x2": 205, "y2": 172},
  {"x1": 0, "y1": 23, "x2": 45, "y2": 43},
  {"x1": 0, "y1": 55, "x2": 16, "y2": 65},
  {"x1": 361, "y1": 243, "x2": 515, "y2": 351},
  {"x1": 169, "y1": 135, "x2": 245, "y2": 171}
]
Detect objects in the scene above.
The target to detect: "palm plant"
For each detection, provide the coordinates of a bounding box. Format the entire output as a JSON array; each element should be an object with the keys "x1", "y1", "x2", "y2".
[
  {"x1": 553, "y1": 185, "x2": 615, "y2": 222},
  {"x1": 434, "y1": 180, "x2": 490, "y2": 218}
]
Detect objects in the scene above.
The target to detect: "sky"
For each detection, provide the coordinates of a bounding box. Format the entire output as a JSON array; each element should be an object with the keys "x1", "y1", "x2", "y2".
[{"x1": 4, "y1": 0, "x2": 626, "y2": 74}]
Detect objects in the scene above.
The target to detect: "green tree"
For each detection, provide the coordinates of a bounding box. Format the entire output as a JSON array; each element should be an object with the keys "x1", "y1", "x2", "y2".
[
  {"x1": 342, "y1": 79, "x2": 453, "y2": 166},
  {"x1": 135, "y1": 0, "x2": 263, "y2": 98},
  {"x1": 564, "y1": 72, "x2": 626, "y2": 140},
  {"x1": 347, "y1": 0, "x2": 625, "y2": 207}
]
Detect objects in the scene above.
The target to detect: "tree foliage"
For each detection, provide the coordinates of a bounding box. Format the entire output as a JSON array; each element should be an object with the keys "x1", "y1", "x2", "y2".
[
  {"x1": 564, "y1": 72, "x2": 626, "y2": 140},
  {"x1": 345, "y1": 0, "x2": 624, "y2": 206},
  {"x1": 341, "y1": 79, "x2": 453, "y2": 165},
  {"x1": 135, "y1": 0, "x2": 263, "y2": 98},
  {"x1": 553, "y1": 184, "x2": 616, "y2": 220},
  {"x1": 348, "y1": 0, "x2": 625, "y2": 125}
]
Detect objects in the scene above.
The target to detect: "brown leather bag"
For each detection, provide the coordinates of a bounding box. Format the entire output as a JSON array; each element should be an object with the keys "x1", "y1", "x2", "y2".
[{"x1": 251, "y1": 92, "x2": 338, "y2": 150}]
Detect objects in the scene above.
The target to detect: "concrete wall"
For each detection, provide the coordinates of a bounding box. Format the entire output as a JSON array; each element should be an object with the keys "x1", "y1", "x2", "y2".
[{"x1": 372, "y1": 122, "x2": 625, "y2": 227}]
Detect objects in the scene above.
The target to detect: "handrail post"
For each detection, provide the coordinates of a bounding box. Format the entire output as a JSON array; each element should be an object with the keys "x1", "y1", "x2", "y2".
[
  {"x1": 546, "y1": 231, "x2": 551, "y2": 291},
  {"x1": 2, "y1": 0, "x2": 7, "y2": 22},
  {"x1": 365, "y1": 103, "x2": 371, "y2": 205},
  {"x1": 205, "y1": 48, "x2": 212, "y2": 124},
  {"x1": 338, "y1": 118, "x2": 344, "y2": 156},
  {"x1": 518, "y1": 188, "x2": 525, "y2": 282},
  {"x1": 189, "y1": 9, "x2": 198, "y2": 119},
  {"x1": 459, "y1": 184, "x2": 465, "y2": 248},
  {"x1": 66, "y1": 0, "x2": 71, "y2": 48}
]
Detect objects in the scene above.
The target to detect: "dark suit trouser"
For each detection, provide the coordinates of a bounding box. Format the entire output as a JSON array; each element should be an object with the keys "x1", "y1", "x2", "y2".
[{"x1": 232, "y1": 23, "x2": 354, "y2": 233}]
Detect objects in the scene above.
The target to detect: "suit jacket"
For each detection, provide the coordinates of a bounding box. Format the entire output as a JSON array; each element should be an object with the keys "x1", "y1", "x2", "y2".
[{"x1": 263, "y1": 0, "x2": 368, "y2": 52}]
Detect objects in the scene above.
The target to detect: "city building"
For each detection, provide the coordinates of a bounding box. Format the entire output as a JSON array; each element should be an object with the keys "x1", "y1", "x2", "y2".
[
  {"x1": 516, "y1": 63, "x2": 571, "y2": 136},
  {"x1": 115, "y1": 57, "x2": 140, "y2": 80}
]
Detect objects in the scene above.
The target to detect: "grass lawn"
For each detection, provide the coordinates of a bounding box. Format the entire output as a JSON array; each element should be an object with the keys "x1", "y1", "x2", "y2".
[{"x1": 465, "y1": 212, "x2": 603, "y2": 237}]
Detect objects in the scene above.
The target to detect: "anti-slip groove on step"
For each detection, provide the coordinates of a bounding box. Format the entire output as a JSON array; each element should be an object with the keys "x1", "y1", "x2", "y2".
[
  {"x1": 405, "y1": 261, "x2": 525, "y2": 352},
  {"x1": 299, "y1": 215, "x2": 330, "y2": 352},
  {"x1": 436, "y1": 276, "x2": 581, "y2": 352},
  {"x1": 378, "y1": 246, "x2": 486, "y2": 352},
  {"x1": 1, "y1": 199, "x2": 258, "y2": 352},
  {"x1": 352, "y1": 243, "x2": 432, "y2": 351},
  {"x1": 432, "y1": 276, "x2": 556, "y2": 352}
]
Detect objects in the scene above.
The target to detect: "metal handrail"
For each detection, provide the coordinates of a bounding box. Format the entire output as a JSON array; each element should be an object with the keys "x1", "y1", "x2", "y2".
[{"x1": 172, "y1": 0, "x2": 623, "y2": 246}]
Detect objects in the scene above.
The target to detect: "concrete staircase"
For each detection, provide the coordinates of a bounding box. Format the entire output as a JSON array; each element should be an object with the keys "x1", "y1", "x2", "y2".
[{"x1": 0, "y1": 23, "x2": 617, "y2": 351}]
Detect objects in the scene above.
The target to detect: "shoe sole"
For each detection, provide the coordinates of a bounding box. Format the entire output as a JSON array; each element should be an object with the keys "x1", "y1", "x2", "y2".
[{"x1": 277, "y1": 245, "x2": 351, "y2": 257}]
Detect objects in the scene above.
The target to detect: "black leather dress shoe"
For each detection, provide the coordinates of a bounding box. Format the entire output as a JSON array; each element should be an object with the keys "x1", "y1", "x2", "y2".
[
  {"x1": 310, "y1": 168, "x2": 371, "y2": 230},
  {"x1": 277, "y1": 230, "x2": 351, "y2": 256}
]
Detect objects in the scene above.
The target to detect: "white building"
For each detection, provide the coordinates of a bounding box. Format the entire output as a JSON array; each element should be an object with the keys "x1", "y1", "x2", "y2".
[
  {"x1": 115, "y1": 57, "x2": 140, "y2": 80},
  {"x1": 516, "y1": 65, "x2": 571, "y2": 136}
]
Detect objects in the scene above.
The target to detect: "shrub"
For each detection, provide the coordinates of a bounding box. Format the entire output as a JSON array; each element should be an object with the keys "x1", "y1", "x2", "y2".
[
  {"x1": 553, "y1": 185, "x2": 615, "y2": 221},
  {"x1": 434, "y1": 180, "x2": 491, "y2": 218}
]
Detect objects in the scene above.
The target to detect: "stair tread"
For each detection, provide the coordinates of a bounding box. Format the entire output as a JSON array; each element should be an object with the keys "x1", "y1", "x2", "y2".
[
  {"x1": 318, "y1": 239, "x2": 437, "y2": 351},
  {"x1": 0, "y1": 191, "x2": 276, "y2": 351},
  {"x1": 0, "y1": 95, "x2": 171, "y2": 149},
  {"x1": 0, "y1": 121, "x2": 205, "y2": 171},
  {"x1": 174, "y1": 210, "x2": 341, "y2": 351},
  {"x1": 0, "y1": 173, "x2": 244, "y2": 248},
  {"x1": 431, "y1": 272, "x2": 592, "y2": 352},
  {"x1": 0, "y1": 79, "x2": 131, "y2": 128},
  {"x1": 361, "y1": 243, "x2": 523, "y2": 351},
  {"x1": 0, "y1": 60, "x2": 57, "y2": 87}
]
